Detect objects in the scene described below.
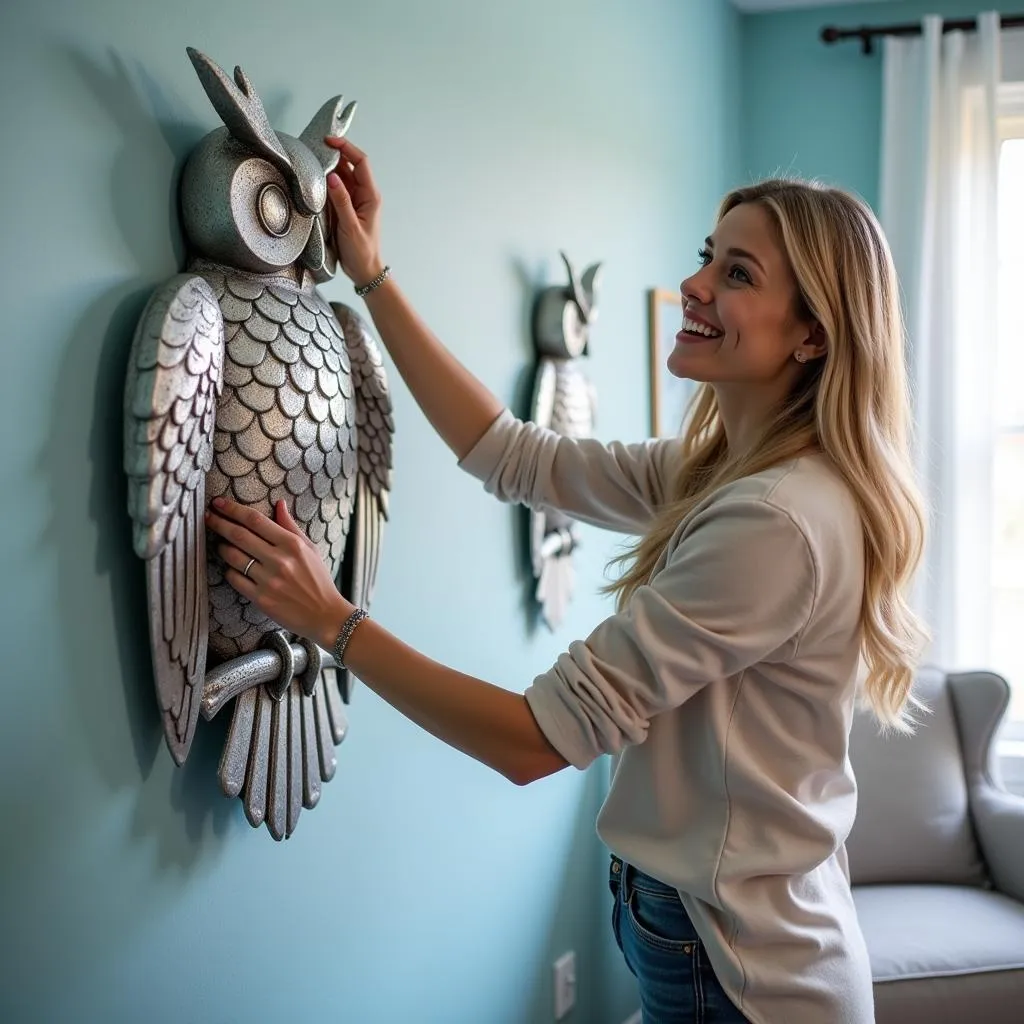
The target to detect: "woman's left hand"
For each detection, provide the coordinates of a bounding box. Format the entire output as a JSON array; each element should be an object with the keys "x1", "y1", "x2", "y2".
[{"x1": 205, "y1": 497, "x2": 352, "y2": 650}]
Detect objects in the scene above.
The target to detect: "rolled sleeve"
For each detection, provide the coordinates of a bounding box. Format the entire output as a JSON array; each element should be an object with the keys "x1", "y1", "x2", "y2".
[
  {"x1": 525, "y1": 499, "x2": 819, "y2": 769},
  {"x1": 458, "y1": 409, "x2": 518, "y2": 482},
  {"x1": 458, "y1": 409, "x2": 683, "y2": 534}
]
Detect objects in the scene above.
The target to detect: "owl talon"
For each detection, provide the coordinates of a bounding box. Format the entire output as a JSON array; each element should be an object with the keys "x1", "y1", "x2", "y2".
[
  {"x1": 261, "y1": 630, "x2": 295, "y2": 702},
  {"x1": 296, "y1": 637, "x2": 322, "y2": 697}
]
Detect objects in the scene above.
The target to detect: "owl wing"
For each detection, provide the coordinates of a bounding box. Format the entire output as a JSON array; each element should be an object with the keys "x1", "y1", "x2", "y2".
[
  {"x1": 330, "y1": 302, "x2": 393, "y2": 699},
  {"x1": 530, "y1": 357, "x2": 558, "y2": 432},
  {"x1": 124, "y1": 274, "x2": 224, "y2": 766}
]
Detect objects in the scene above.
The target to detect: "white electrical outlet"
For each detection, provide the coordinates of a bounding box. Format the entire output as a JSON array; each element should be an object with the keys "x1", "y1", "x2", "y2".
[{"x1": 553, "y1": 950, "x2": 576, "y2": 1020}]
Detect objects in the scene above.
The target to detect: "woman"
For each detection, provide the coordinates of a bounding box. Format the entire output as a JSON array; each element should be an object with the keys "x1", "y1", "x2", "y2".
[{"x1": 206, "y1": 137, "x2": 927, "y2": 1024}]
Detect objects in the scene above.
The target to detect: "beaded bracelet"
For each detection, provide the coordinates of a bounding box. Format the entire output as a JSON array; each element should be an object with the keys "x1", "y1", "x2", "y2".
[
  {"x1": 354, "y1": 265, "x2": 391, "y2": 297},
  {"x1": 332, "y1": 608, "x2": 369, "y2": 669}
]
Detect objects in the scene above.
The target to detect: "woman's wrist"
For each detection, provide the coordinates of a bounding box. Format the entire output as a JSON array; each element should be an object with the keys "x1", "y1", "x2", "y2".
[
  {"x1": 354, "y1": 264, "x2": 391, "y2": 298},
  {"x1": 351, "y1": 259, "x2": 387, "y2": 288},
  {"x1": 317, "y1": 593, "x2": 351, "y2": 651},
  {"x1": 330, "y1": 608, "x2": 369, "y2": 669}
]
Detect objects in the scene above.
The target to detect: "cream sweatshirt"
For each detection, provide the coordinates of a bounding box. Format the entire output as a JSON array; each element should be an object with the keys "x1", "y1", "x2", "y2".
[{"x1": 459, "y1": 409, "x2": 875, "y2": 1024}]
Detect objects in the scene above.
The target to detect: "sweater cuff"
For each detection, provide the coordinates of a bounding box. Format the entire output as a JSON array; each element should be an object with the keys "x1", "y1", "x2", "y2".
[
  {"x1": 457, "y1": 408, "x2": 516, "y2": 482},
  {"x1": 525, "y1": 675, "x2": 601, "y2": 772}
]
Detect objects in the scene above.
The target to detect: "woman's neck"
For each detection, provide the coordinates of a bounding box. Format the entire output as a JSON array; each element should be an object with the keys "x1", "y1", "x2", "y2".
[
  {"x1": 712, "y1": 382, "x2": 782, "y2": 461},
  {"x1": 712, "y1": 380, "x2": 820, "y2": 468}
]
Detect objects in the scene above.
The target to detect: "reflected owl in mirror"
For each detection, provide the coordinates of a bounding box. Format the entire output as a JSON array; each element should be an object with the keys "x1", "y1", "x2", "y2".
[
  {"x1": 528, "y1": 252, "x2": 601, "y2": 630},
  {"x1": 123, "y1": 48, "x2": 393, "y2": 839}
]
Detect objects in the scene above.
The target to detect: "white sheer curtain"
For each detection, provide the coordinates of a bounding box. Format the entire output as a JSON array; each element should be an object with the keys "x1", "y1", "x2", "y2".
[{"x1": 879, "y1": 13, "x2": 1002, "y2": 669}]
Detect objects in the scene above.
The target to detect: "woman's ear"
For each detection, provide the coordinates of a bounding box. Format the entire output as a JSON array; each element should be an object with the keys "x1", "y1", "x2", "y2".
[{"x1": 805, "y1": 321, "x2": 828, "y2": 360}]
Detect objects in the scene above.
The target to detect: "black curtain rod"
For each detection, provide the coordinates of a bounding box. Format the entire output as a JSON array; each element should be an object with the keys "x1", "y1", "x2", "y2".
[{"x1": 821, "y1": 13, "x2": 1024, "y2": 55}]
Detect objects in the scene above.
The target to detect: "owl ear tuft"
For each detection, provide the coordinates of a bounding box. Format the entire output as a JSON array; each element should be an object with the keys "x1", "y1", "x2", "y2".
[
  {"x1": 581, "y1": 263, "x2": 602, "y2": 322},
  {"x1": 233, "y1": 64, "x2": 254, "y2": 98},
  {"x1": 560, "y1": 250, "x2": 597, "y2": 325},
  {"x1": 300, "y1": 96, "x2": 357, "y2": 174},
  {"x1": 186, "y1": 47, "x2": 292, "y2": 175}
]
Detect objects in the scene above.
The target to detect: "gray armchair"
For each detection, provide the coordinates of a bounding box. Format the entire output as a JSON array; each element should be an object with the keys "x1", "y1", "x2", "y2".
[{"x1": 848, "y1": 667, "x2": 1024, "y2": 1023}]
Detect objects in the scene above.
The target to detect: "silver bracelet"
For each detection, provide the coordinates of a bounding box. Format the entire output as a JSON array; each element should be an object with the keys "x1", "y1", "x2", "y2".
[
  {"x1": 332, "y1": 608, "x2": 369, "y2": 669},
  {"x1": 354, "y1": 265, "x2": 391, "y2": 297}
]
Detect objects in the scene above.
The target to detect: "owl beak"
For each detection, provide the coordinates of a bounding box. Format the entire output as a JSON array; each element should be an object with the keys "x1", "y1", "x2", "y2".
[{"x1": 300, "y1": 210, "x2": 337, "y2": 283}]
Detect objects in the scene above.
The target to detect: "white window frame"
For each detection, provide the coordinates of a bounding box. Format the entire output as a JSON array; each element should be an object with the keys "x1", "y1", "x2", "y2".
[{"x1": 996, "y1": 82, "x2": 1024, "y2": 790}]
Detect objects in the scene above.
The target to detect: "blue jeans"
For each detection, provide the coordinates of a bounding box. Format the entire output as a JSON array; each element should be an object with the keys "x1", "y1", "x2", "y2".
[{"x1": 609, "y1": 856, "x2": 750, "y2": 1024}]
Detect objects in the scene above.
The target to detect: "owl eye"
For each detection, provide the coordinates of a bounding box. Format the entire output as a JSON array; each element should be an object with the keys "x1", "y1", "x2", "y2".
[
  {"x1": 229, "y1": 155, "x2": 312, "y2": 269},
  {"x1": 257, "y1": 183, "x2": 292, "y2": 237}
]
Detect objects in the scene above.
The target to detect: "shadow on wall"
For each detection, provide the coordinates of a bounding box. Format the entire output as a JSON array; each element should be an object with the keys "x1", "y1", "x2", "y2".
[
  {"x1": 521, "y1": 757, "x2": 617, "y2": 1024},
  {"x1": 510, "y1": 256, "x2": 548, "y2": 633}
]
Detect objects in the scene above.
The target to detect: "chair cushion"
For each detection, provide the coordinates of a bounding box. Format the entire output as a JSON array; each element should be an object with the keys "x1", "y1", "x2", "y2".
[
  {"x1": 847, "y1": 667, "x2": 987, "y2": 885},
  {"x1": 854, "y1": 884, "x2": 1024, "y2": 1024}
]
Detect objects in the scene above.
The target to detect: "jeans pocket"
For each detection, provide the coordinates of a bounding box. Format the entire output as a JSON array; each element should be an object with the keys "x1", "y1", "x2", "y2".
[
  {"x1": 611, "y1": 888, "x2": 625, "y2": 953},
  {"x1": 625, "y1": 886, "x2": 699, "y2": 954}
]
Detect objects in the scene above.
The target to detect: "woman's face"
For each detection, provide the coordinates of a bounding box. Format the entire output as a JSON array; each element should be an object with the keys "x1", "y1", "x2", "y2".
[{"x1": 671, "y1": 202, "x2": 818, "y2": 387}]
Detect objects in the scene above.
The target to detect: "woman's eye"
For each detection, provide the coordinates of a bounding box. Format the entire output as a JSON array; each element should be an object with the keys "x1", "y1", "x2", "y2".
[{"x1": 697, "y1": 248, "x2": 752, "y2": 284}]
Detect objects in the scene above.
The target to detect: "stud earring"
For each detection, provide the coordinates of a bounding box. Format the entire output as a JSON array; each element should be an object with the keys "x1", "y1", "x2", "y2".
[{"x1": 794, "y1": 351, "x2": 808, "y2": 363}]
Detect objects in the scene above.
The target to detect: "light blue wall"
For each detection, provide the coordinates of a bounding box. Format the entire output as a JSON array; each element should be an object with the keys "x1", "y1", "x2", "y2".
[
  {"x1": 740, "y1": 0, "x2": 1008, "y2": 207},
  {"x1": 0, "y1": 1, "x2": 739, "y2": 1022}
]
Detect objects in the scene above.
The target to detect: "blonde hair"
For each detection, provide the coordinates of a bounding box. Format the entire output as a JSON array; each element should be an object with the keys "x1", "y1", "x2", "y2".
[{"x1": 606, "y1": 179, "x2": 928, "y2": 730}]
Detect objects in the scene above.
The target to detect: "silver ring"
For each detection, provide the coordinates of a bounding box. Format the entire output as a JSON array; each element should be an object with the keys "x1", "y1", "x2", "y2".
[{"x1": 242, "y1": 556, "x2": 257, "y2": 579}]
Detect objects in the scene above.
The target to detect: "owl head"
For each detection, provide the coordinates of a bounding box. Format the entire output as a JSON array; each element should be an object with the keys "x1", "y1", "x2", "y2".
[
  {"x1": 179, "y1": 47, "x2": 356, "y2": 283},
  {"x1": 532, "y1": 251, "x2": 602, "y2": 359}
]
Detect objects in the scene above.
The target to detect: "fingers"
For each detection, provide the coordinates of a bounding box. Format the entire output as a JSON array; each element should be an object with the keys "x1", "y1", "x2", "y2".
[
  {"x1": 211, "y1": 497, "x2": 285, "y2": 543},
  {"x1": 335, "y1": 166, "x2": 366, "y2": 214},
  {"x1": 323, "y1": 136, "x2": 379, "y2": 196},
  {"x1": 322, "y1": 138, "x2": 382, "y2": 283},
  {"x1": 205, "y1": 499, "x2": 283, "y2": 560},
  {"x1": 222, "y1": 566, "x2": 259, "y2": 600},
  {"x1": 337, "y1": 160, "x2": 359, "y2": 193},
  {"x1": 323, "y1": 138, "x2": 379, "y2": 220},
  {"x1": 215, "y1": 541, "x2": 261, "y2": 598},
  {"x1": 219, "y1": 543, "x2": 263, "y2": 583},
  {"x1": 273, "y1": 499, "x2": 313, "y2": 545},
  {"x1": 323, "y1": 135, "x2": 365, "y2": 162},
  {"x1": 327, "y1": 163, "x2": 359, "y2": 213},
  {"x1": 327, "y1": 172, "x2": 351, "y2": 207}
]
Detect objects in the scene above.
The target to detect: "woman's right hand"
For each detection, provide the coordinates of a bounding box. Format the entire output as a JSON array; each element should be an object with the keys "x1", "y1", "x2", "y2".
[{"x1": 323, "y1": 137, "x2": 385, "y2": 287}]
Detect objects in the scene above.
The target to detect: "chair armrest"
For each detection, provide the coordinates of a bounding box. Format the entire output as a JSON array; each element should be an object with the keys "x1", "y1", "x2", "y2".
[
  {"x1": 971, "y1": 783, "x2": 1024, "y2": 901},
  {"x1": 951, "y1": 671, "x2": 1024, "y2": 901}
]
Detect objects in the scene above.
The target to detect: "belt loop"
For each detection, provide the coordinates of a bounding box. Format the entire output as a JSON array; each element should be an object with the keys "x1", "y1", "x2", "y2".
[
  {"x1": 620, "y1": 860, "x2": 633, "y2": 903},
  {"x1": 610, "y1": 855, "x2": 629, "y2": 902}
]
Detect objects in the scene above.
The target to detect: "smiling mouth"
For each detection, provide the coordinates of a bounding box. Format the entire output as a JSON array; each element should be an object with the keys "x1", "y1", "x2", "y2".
[{"x1": 678, "y1": 317, "x2": 724, "y2": 341}]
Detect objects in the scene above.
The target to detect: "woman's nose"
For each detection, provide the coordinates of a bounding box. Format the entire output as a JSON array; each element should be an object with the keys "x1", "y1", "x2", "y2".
[{"x1": 681, "y1": 269, "x2": 712, "y2": 304}]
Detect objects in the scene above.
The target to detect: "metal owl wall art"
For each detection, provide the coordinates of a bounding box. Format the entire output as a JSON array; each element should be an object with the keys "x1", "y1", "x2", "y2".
[
  {"x1": 528, "y1": 252, "x2": 601, "y2": 631},
  {"x1": 123, "y1": 47, "x2": 393, "y2": 840}
]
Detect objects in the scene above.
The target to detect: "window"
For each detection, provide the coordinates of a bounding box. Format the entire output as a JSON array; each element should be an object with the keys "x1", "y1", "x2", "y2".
[{"x1": 993, "y1": 83, "x2": 1024, "y2": 731}]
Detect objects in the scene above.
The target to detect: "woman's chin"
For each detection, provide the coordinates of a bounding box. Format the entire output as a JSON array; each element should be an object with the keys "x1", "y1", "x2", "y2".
[{"x1": 666, "y1": 349, "x2": 703, "y2": 381}]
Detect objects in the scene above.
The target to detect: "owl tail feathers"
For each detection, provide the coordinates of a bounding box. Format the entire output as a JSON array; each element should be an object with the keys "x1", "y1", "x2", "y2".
[
  {"x1": 536, "y1": 555, "x2": 575, "y2": 632},
  {"x1": 217, "y1": 667, "x2": 349, "y2": 840}
]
